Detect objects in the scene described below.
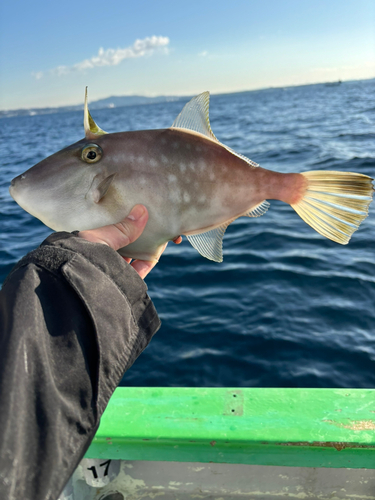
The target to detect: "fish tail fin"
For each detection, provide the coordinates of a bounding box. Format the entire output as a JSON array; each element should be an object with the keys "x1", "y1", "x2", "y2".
[{"x1": 291, "y1": 170, "x2": 373, "y2": 244}]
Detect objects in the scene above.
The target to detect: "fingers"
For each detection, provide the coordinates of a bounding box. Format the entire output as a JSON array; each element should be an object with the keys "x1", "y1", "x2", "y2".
[
  {"x1": 131, "y1": 241, "x2": 168, "y2": 278},
  {"x1": 78, "y1": 205, "x2": 148, "y2": 251},
  {"x1": 78, "y1": 207, "x2": 182, "y2": 280},
  {"x1": 130, "y1": 259, "x2": 158, "y2": 279}
]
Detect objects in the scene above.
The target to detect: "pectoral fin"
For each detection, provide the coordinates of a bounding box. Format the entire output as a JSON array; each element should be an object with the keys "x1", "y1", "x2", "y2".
[{"x1": 90, "y1": 173, "x2": 116, "y2": 204}]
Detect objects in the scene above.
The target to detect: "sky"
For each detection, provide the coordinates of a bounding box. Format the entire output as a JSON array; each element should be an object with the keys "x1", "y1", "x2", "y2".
[{"x1": 0, "y1": 0, "x2": 374, "y2": 110}]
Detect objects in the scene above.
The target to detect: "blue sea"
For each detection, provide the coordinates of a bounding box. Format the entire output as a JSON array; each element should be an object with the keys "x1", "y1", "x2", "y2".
[{"x1": 1, "y1": 79, "x2": 375, "y2": 388}]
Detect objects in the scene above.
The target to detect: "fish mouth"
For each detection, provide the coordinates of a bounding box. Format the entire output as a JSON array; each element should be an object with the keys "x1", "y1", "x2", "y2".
[
  {"x1": 9, "y1": 173, "x2": 27, "y2": 204},
  {"x1": 9, "y1": 172, "x2": 27, "y2": 195},
  {"x1": 9, "y1": 176, "x2": 20, "y2": 201},
  {"x1": 9, "y1": 173, "x2": 51, "y2": 227}
]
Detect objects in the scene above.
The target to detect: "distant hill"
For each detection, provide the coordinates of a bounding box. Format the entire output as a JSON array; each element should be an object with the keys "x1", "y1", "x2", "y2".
[
  {"x1": 2, "y1": 78, "x2": 374, "y2": 119},
  {"x1": 0, "y1": 95, "x2": 186, "y2": 119}
]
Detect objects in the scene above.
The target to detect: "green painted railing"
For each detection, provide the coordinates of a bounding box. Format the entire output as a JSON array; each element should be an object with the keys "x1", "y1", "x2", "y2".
[{"x1": 86, "y1": 387, "x2": 375, "y2": 469}]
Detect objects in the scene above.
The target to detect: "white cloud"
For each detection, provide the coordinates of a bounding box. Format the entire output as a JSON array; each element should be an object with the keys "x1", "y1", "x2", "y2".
[
  {"x1": 31, "y1": 71, "x2": 44, "y2": 80},
  {"x1": 198, "y1": 51, "x2": 208, "y2": 57},
  {"x1": 34, "y1": 36, "x2": 170, "y2": 79}
]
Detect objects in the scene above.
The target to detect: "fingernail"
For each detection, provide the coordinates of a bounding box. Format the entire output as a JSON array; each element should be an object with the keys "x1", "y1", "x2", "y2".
[{"x1": 127, "y1": 205, "x2": 146, "y2": 221}]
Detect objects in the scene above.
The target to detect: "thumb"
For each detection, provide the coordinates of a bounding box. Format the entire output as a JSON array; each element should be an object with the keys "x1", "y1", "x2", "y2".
[{"x1": 78, "y1": 205, "x2": 149, "y2": 251}]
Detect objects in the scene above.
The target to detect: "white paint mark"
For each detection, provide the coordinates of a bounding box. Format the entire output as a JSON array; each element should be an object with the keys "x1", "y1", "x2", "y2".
[{"x1": 115, "y1": 471, "x2": 146, "y2": 494}]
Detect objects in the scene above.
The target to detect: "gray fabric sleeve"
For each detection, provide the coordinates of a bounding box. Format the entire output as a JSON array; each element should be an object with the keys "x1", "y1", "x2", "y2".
[{"x1": 0, "y1": 232, "x2": 161, "y2": 500}]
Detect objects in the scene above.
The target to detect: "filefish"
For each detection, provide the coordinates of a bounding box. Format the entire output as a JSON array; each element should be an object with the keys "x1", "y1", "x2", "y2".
[{"x1": 9, "y1": 90, "x2": 373, "y2": 262}]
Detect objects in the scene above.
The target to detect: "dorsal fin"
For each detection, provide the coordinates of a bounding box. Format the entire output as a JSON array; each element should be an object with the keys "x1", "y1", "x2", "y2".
[
  {"x1": 171, "y1": 92, "x2": 218, "y2": 142},
  {"x1": 171, "y1": 92, "x2": 259, "y2": 168},
  {"x1": 84, "y1": 87, "x2": 107, "y2": 140}
]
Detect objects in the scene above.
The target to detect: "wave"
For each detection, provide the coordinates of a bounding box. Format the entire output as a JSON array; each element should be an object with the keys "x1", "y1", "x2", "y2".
[{"x1": 337, "y1": 132, "x2": 375, "y2": 140}]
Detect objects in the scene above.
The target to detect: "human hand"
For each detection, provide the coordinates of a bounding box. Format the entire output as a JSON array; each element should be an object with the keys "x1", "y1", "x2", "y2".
[{"x1": 78, "y1": 205, "x2": 181, "y2": 279}]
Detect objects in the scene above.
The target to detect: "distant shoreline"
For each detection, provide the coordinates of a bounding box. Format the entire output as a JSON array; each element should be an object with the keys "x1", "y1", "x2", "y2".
[{"x1": 1, "y1": 77, "x2": 374, "y2": 119}]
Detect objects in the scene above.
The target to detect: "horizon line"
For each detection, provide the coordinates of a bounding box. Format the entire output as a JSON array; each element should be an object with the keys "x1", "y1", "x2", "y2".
[{"x1": 1, "y1": 76, "x2": 374, "y2": 114}]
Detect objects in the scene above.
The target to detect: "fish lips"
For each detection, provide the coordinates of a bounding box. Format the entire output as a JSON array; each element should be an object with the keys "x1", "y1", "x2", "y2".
[
  {"x1": 9, "y1": 170, "x2": 53, "y2": 226},
  {"x1": 9, "y1": 172, "x2": 30, "y2": 210}
]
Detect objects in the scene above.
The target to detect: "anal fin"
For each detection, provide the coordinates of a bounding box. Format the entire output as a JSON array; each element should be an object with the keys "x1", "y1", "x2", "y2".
[
  {"x1": 186, "y1": 221, "x2": 232, "y2": 263},
  {"x1": 187, "y1": 201, "x2": 270, "y2": 262},
  {"x1": 244, "y1": 200, "x2": 270, "y2": 217}
]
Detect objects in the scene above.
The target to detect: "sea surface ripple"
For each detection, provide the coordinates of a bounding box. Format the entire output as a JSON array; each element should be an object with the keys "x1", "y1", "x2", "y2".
[{"x1": 1, "y1": 79, "x2": 375, "y2": 388}]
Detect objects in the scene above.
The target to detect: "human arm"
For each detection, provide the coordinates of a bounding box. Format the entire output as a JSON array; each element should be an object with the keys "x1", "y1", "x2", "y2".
[{"x1": 0, "y1": 205, "x2": 171, "y2": 500}]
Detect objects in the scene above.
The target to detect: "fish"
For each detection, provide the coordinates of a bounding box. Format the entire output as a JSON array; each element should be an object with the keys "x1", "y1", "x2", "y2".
[{"x1": 9, "y1": 89, "x2": 374, "y2": 263}]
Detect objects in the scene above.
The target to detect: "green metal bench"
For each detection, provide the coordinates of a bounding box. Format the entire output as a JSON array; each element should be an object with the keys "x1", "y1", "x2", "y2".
[
  {"x1": 87, "y1": 387, "x2": 375, "y2": 468},
  {"x1": 60, "y1": 388, "x2": 375, "y2": 499}
]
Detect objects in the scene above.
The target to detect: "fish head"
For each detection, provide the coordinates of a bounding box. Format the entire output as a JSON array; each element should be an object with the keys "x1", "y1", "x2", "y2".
[
  {"x1": 9, "y1": 88, "x2": 131, "y2": 232},
  {"x1": 9, "y1": 135, "x2": 128, "y2": 232}
]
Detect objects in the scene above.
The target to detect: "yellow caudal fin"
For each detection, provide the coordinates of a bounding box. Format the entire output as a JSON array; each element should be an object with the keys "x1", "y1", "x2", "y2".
[{"x1": 291, "y1": 171, "x2": 373, "y2": 244}]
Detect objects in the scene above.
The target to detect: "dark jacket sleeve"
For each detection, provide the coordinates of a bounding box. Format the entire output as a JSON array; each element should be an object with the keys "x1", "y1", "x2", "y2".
[{"x1": 0, "y1": 232, "x2": 161, "y2": 500}]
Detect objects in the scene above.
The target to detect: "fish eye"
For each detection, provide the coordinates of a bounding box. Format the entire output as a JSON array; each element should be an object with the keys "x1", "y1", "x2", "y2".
[{"x1": 81, "y1": 144, "x2": 103, "y2": 164}]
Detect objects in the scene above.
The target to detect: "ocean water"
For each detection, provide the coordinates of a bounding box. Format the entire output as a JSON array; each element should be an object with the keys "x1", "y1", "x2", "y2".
[{"x1": 1, "y1": 79, "x2": 375, "y2": 388}]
